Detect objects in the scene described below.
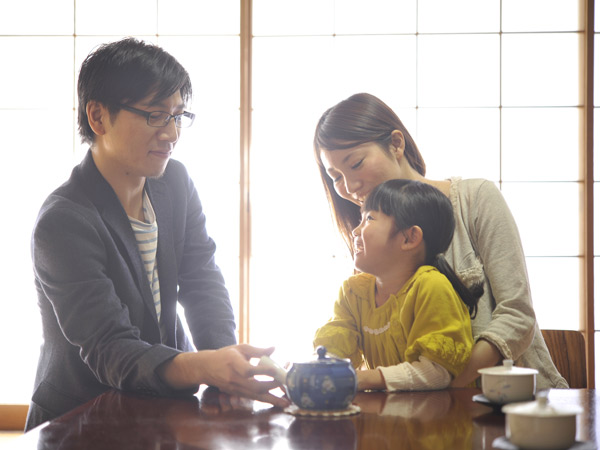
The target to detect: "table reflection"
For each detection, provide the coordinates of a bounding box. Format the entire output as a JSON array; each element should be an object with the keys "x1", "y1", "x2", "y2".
[
  {"x1": 17, "y1": 387, "x2": 594, "y2": 450},
  {"x1": 353, "y1": 390, "x2": 476, "y2": 449},
  {"x1": 164, "y1": 387, "x2": 291, "y2": 449}
]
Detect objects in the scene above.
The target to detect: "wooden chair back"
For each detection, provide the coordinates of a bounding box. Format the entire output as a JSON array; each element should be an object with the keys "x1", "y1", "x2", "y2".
[{"x1": 541, "y1": 329, "x2": 587, "y2": 389}]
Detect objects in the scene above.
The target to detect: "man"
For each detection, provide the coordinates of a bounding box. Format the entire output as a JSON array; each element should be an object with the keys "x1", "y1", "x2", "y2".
[{"x1": 26, "y1": 37, "x2": 285, "y2": 431}]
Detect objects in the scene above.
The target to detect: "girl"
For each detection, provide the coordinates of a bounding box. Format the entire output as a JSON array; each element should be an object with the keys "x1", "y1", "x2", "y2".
[
  {"x1": 313, "y1": 93, "x2": 567, "y2": 389},
  {"x1": 314, "y1": 179, "x2": 483, "y2": 391}
]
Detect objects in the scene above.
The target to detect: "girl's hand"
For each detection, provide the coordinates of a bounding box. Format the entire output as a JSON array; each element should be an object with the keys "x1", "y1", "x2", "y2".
[{"x1": 357, "y1": 369, "x2": 386, "y2": 391}]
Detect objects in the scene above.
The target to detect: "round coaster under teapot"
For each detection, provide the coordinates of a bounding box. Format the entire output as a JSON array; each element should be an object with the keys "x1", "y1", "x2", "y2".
[{"x1": 284, "y1": 404, "x2": 361, "y2": 418}]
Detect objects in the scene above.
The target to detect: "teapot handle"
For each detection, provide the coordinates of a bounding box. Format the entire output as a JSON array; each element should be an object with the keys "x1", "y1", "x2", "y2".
[{"x1": 258, "y1": 355, "x2": 288, "y2": 385}]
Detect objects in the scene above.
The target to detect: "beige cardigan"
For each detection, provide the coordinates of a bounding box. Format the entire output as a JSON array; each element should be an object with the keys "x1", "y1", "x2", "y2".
[{"x1": 446, "y1": 178, "x2": 567, "y2": 389}]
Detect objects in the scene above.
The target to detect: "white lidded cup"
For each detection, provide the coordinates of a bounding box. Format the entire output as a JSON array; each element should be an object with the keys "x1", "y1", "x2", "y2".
[
  {"x1": 502, "y1": 391, "x2": 582, "y2": 450},
  {"x1": 478, "y1": 359, "x2": 538, "y2": 404}
]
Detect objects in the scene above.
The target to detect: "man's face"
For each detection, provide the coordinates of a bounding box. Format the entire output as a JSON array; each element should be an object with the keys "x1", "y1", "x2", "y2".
[{"x1": 95, "y1": 91, "x2": 185, "y2": 181}]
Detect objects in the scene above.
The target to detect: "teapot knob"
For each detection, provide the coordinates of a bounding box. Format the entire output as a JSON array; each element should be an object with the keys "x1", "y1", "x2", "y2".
[{"x1": 316, "y1": 346, "x2": 327, "y2": 360}]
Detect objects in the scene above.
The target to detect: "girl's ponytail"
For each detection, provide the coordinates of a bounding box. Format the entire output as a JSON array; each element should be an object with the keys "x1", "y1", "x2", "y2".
[{"x1": 433, "y1": 254, "x2": 483, "y2": 319}]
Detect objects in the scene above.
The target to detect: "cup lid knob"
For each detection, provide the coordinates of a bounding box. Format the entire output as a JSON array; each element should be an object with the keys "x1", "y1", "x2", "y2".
[{"x1": 502, "y1": 359, "x2": 514, "y2": 369}]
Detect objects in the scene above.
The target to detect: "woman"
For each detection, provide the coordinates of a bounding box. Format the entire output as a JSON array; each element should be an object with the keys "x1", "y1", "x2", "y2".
[{"x1": 313, "y1": 92, "x2": 567, "y2": 389}]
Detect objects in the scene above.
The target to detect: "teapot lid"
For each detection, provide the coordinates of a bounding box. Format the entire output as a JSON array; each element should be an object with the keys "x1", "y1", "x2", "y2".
[
  {"x1": 478, "y1": 359, "x2": 539, "y2": 376},
  {"x1": 297, "y1": 346, "x2": 351, "y2": 366},
  {"x1": 502, "y1": 391, "x2": 582, "y2": 417}
]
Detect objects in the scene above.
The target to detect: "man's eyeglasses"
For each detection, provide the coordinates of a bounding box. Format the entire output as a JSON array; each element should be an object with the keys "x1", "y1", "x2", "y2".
[{"x1": 118, "y1": 104, "x2": 195, "y2": 128}]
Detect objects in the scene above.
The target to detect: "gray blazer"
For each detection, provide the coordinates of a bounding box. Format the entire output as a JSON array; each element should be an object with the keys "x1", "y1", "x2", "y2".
[{"x1": 25, "y1": 151, "x2": 236, "y2": 430}]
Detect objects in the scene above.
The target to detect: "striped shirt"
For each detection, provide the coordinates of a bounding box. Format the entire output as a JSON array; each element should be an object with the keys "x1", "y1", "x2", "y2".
[{"x1": 129, "y1": 192, "x2": 162, "y2": 328}]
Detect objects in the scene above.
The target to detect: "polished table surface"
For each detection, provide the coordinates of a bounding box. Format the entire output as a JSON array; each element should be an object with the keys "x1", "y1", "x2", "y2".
[{"x1": 9, "y1": 387, "x2": 599, "y2": 449}]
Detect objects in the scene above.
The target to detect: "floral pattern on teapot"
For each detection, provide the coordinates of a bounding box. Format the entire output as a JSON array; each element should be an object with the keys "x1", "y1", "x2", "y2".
[{"x1": 285, "y1": 346, "x2": 357, "y2": 411}]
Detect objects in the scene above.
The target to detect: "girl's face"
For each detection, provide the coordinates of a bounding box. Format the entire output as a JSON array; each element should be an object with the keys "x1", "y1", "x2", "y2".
[
  {"x1": 352, "y1": 210, "x2": 399, "y2": 275},
  {"x1": 320, "y1": 143, "x2": 405, "y2": 206}
]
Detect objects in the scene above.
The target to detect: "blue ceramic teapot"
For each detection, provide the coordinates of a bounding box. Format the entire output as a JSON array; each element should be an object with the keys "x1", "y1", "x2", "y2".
[{"x1": 261, "y1": 346, "x2": 357, "y2": 411}]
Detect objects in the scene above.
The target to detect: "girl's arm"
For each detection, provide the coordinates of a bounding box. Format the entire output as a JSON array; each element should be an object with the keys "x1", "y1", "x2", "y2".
[
  {"x1": 313, "y1": 278, "x2": 366, "y2": 368},
  {"x1": 358, "y1": 357, "x2": 451, "y2": 391}
]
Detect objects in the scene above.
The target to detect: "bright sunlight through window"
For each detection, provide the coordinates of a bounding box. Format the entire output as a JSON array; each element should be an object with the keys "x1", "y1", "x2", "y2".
[{"x1": 0, "y1": 0, "x2": 594, "y2": 403}]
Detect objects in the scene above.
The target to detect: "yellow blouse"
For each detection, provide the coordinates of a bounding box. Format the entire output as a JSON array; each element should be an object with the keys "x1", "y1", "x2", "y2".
[{"x1": 314, "y1": 265, "x2": 473, "y2": 377}]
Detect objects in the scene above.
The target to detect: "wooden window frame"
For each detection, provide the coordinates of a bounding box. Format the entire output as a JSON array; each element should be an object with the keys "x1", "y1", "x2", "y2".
[
  {"x1": 1, "y1": 0, "x2": 596, "y2": 431},
  {"x1": 582, "y1": 0, "x2": 595, "y2": 388}
]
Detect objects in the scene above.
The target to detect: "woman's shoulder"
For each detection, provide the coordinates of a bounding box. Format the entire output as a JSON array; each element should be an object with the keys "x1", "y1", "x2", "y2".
[
  {"x1": 449, "y1": 177, "x2": 507, "y2": 212},
  {"x1": 450, "y1": 177, "x2": 498, "y2": 196}
]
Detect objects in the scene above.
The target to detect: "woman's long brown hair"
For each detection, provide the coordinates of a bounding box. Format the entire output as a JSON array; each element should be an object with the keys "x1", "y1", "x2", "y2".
[{"x1": 313, "y1": 93, "x2": 426, "y2": 253}]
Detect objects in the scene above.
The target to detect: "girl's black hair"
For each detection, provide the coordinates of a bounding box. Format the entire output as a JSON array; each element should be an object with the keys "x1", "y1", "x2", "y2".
[{"x1": 364, "y1": 179, "x2": 483, "y2": 318}]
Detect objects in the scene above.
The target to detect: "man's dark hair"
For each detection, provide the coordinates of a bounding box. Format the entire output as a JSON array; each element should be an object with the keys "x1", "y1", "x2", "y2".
[{"x1": 77, "y1": 37, "x2": 193, "y2": 145}]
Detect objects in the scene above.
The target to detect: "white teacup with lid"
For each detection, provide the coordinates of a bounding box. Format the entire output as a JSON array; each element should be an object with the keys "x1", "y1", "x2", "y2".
[
  {"x1": 478, "y1": 359, "x2": 538, "y2": 404},
  {"x1": 502, "y1": 391, "x2": 582, "y2": 450}
]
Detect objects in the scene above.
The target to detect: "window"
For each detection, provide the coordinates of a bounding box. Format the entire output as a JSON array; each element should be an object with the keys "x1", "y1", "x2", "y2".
[
  {"x1": 0, "y1": 0, "x2": 241, "y2": 404},
  {"x1": 0, "y1": 0, "x2": 594, "y2": 406},
  {"x1": 250, "y1": 0, "x2": 592, "y2": 373}
]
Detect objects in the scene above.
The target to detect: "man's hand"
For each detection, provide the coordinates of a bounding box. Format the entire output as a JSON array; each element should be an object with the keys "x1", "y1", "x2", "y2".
[{"x1": 158, "y1": 344, "x2": 290, "y2": 408}]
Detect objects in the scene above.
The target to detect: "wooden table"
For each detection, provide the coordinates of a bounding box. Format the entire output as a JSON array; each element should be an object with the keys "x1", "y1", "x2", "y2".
[{"x1": 9, "y1": 388, "x2": 598, "y2": 449}]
